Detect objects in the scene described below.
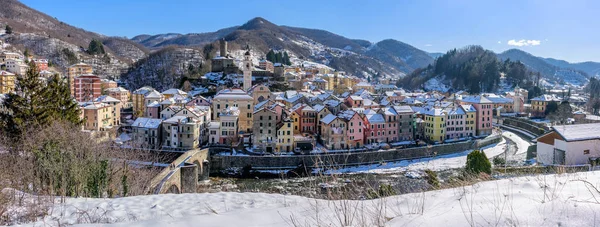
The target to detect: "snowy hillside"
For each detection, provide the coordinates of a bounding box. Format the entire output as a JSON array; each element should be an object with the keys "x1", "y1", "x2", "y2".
[{"x1": 9, "y1": 170, "x2": 600, "y2": 227}]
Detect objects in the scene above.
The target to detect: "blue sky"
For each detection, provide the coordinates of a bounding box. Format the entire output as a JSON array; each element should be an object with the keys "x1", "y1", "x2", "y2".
[{"x1": 21, "y1": 0, "x2": 600, "y2": 63}]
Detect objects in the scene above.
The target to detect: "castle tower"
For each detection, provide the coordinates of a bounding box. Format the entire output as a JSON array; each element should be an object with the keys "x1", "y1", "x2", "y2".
[
  {"x1": 243, "y1": 50, "x2": 252, "y2": 91},
  {"x1": 219, "y1": 39, "x2": 227, "y2": 57}
]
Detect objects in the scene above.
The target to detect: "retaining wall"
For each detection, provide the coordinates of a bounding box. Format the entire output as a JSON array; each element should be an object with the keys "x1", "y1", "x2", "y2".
[
  {"x1": 211, "y1": 135, "x2": 502, "y2": 172},
  {"x1": 502, "y1": 117, "x2": 548, "y2": 136}
]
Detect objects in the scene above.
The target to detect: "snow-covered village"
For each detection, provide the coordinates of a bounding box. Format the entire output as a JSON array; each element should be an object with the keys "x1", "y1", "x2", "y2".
[{"x1": 1, "y1": 0, "x2": 600, "y2": 226}]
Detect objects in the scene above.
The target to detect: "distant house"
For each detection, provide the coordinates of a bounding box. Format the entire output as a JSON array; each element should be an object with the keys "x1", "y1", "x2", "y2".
[
  {"x1": 536, "y1": 123, "x2": 600, "y2": 165},
  {"x1": 530, "y1": 94, "x2": 562, "y2": 117},
  {"x1": 131, "y1": 117, "x2": 162, "y2": 148}
]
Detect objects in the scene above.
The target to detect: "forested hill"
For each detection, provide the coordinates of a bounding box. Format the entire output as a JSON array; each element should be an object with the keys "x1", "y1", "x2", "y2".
[{"x1": 398, "y1": 46, "x2": 533, "y2": 94}]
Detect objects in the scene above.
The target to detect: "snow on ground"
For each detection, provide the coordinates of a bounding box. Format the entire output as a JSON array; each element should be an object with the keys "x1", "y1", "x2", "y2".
[
  {"x1": 503, "y1": 131, "x2": 531, "y2": 155},
  {"x1": 322, "y1": 138, "x2": 506, "y2": 174},
  {"x1": 424, "y1": 75, "x2": 450, "y2": 92},
  {"x1": 14, "y1": 171, "x2": 600, "y2": 227}
]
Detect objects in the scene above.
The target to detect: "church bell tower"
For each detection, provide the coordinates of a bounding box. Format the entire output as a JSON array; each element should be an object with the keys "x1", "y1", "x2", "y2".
[{"x1": 243, "y1": 49, "x2": 252, "y2": 91}]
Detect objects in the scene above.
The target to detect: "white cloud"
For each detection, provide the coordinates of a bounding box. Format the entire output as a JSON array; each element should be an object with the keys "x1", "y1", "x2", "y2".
[
  {"x1": 507, "y1": 39, "x2": 541, "y2": 47},
  {"x1": 498, "y1": 41, "x2": 502, "y2": 44},
  {"x1": 424, "y1": 44, "x2": 433, "y2": 47}
]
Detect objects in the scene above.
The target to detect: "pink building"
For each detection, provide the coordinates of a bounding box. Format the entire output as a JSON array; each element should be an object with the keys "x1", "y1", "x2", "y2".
[
  {"x1": 145, "y1": 101, "x2": 160, "y2": 119},
  {"x1": 186, "y1": 96, "x2": 211, "y2": 107},
  {"x1": 344, "y1": 96, "x2": 363, "y2": 108},
  {"x1": 364, "y1": 110, "x2": 388, "y2": 144},
  {"x1": 293, "y1": 104, "x2": 317, "y2": 134},
  {"x1": 379, "y1": 106, "x2": 399, "y2": 142},
  {"x1": 460, "y1": 96, "x2": 493, "y2": 136},
  {"x1": 338, "y1": 110, "x2": 364, "y2": 149},
  {"x1": 444, "y1": 106, "x2": 467, "y2": 140}
]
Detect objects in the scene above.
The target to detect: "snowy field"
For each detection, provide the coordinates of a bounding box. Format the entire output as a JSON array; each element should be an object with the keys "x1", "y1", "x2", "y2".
[{"x1": 10, "y1": 171, "x2": 600, "y2": 227}]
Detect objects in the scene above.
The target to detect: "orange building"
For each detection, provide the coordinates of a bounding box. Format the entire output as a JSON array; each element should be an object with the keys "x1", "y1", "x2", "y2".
[{"x1": 33, "y1": 59, "x2": 49, "y2": 71}]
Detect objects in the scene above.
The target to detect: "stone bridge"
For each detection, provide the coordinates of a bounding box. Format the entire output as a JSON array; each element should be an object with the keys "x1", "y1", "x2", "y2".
[{"x1": 149, "y1": 148, "x2": 209, "y2": 194}]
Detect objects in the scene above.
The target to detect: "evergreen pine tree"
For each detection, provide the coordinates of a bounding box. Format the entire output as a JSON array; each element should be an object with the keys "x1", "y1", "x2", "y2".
[
  {"x1": 5, "y1": 25, "x2": 12, "y2": 34},
  {"x1": 275, "y1": 52, "x2": 282, "y2": 64},
  {"x1": 45, "y1": 74, "x2": 82, "y2": 125},
  {"x1": 0, "y1": 63, "x2": 51, "y2": 137},
  {"x1": 283, "y1": 51, "x2": 291, "y2": 65},
  {"x1": 266, "y1": 49, "x2": 275, "y2": 62},
  {"x1": 87, "y1": 39, "x2": 105, "y2": 55}
]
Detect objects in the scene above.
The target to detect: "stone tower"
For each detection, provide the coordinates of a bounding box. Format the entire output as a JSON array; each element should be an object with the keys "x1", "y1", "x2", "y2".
[
  {"x1": 219, "y1": 39, "x2": 227, "y2": 57},
  {"x1": 243, "y1": 50, "x2": 252, "y2": 91}
]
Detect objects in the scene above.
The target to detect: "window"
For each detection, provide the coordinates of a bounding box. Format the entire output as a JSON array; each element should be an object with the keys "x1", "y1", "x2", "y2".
[{"x1": 584, "y1": 149, "x2": 590, "y2": 155}]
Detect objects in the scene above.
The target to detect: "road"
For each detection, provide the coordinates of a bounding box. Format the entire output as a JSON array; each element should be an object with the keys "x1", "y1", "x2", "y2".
[{"x1": 498, "y1": 130, "x2": 533, "y2": 165}]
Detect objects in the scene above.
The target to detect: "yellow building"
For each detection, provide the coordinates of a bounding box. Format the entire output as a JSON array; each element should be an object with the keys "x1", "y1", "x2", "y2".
[
  {"x1": 291, "y1": 111, "x2": 301, "y2": 134},
  {"x1": 81, "y1": 102, "x2": 112, "y2": 131},
  {"x1": 423, "y1": 108, "x2": 446, "y2": 143},
  {"x1": 461, "y1": 105, "x2": 477, "y2": 137},
  {"x1": 530, "y1": 94, "x2": 562, "y2": 117},
  {"x1": 276, "y1": 118, "x2": 295, "y2": 152},
  {"x1": 211, "y1": 88, "x2": 254, "y2": 133},
  {"x1": 0, "y1": 71, "x2": 16, "y2": 94},
  {"x1": 132, "y1": 87, "x2": 159, "y2": 117}
]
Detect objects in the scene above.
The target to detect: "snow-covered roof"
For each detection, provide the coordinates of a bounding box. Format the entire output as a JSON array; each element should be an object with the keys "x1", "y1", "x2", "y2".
[
  {"x1": 349, "y1": 95, "x2": 363, "y2": 101},
  {"x1": 106, "y1": 87, "x2": 129, "y2": 92},
  {"x1": 461, "y1": 104, "x2": 477, "y2": 112},
  {"x1": 147, "y1": 101, "x2": 160, "y2": 108},
  {"x1": 460, "y1": 95, "x2": 492, "y2": 104},
  {"x1": 531, "y1": 94, "x2": 562, "y2": 102},
  {"x1": 214, "y1": 89, "x2": 252, "y2": 100},
  {"x1": 82, "y1": 102, "x2": 110, "y2": 109},
  {"x1": 313, "y1": 104, "x2": 326, "y2": 112},
  {"x1": 445, "y1": 107, "x2": 466, "y2": 115},
  {"x1": 381, "y1": 106, "x2": 397, "y2": 116},
  {"x1": 363, "y1": 99, "x2": 379, "y2": 107},
  {"x1": 366, "y1": 113, "x2": 385, "y2": 123},
  {"x1": 321, "y1": 114, "x2": 337, "y2": 125},
  {"x1": 132, "y1": 118, "x2": 162, "y2": 129},
  {"x1": 95, "y1": 95, "x2": 121, "y2": 103},
  {"x1": 552, "y1": 123, "x2": 600, "y2": 142},
  {"x1": 133, "y1": 87, "x2": 156, "y2": 95},
  {"x1": 164, "y1": 116, "x2": 193, "y2": 124},
  {"x1": 393, "y1": 105, "x2": 414, "y2": 114},
  {"x1": 423, "y1": 108, "x2": 445, "y2": 116},
  {"x1": 337, "y1": 110, "x2": 357, "y2": 121},
  {"x1": 145, "y1": 90, "x2": 163, "y2": 99},
  {"x1": 0, "y1": 70, "x2": 15, "y2": 76},
  {"x1": 161, "y1": 88, "x2": 186, "y2": 95},
  {"x1": 355, "y1": 82, "x2": 372, "y2": 87}
]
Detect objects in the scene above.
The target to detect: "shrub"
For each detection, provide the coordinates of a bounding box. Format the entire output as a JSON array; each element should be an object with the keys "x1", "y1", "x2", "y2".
[
  {"x1": 367, "y1": 184, "x2": 396, "y2": 199},
  {"x1": 493, "y1": 156, "x2": 506, "y2": 166},
  {"x1": 424, "y1": 169, "x2": 440, "y2": 188},
  {"x1": 466, "y1": 150, "x2": 492, "y2": 174}
]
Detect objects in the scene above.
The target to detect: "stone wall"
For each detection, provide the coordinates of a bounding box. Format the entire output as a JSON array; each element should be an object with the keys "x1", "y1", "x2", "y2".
[
  {"x1": 502, "y1": 117, "x2": 548, "y2": 136},
  {"x1": 211, "y1": 135, "x2": 502, "y2": 171}
]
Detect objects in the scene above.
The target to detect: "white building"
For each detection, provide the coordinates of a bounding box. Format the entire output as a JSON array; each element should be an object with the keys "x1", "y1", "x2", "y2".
[
  {"x1": 5, "y1": 58, "x2": 28, "y2": 75},
  {"x1": 536, "y1": 123, "x2": 600, "y2": 165}
]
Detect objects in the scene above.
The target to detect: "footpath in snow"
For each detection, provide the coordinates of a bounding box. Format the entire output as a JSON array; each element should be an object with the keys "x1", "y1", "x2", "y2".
[{"x1": 12, "y1": 171, "x2": 600, "y2": 227}]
